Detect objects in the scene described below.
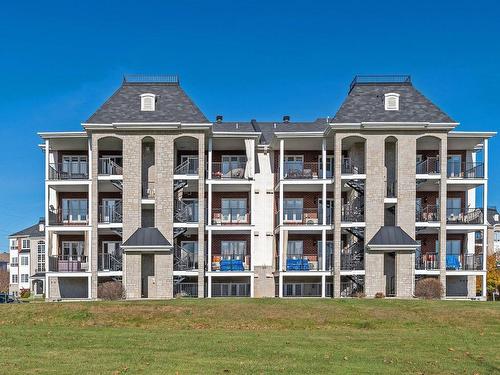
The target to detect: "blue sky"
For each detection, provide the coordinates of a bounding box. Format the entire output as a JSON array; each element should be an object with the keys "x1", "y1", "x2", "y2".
[{"x1": 0, "y1": 0, "x2": 499, "y2": 245}]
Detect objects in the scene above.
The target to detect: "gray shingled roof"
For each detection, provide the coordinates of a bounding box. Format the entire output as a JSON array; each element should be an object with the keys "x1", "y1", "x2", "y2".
[
  {"x1": 10, "y1": 219, "x2": 45, "y2": 238},
  {"x1": 122, "y1": 228, "x2": 172, "y2": 247},
  {"x1": 367, "y1": 226, "x2": 418, "y2": 247},
  {"x1": 86, "y1": 82, "x2": 208, "y2": 124},
  {"x1": 331, "y1": 83, "x2": 455, "y2": 124},
  {"x1": 487, "y1": 207, "x2": 500, "y2": 226},
  {"x1": 213, "y1": 119, "x2": 328, "y2": 145}
]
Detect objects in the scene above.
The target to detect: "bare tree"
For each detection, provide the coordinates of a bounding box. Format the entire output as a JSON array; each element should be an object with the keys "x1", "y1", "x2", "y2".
[{"x1": 0, "y1": 269, "x2": 9, "y2": 292}]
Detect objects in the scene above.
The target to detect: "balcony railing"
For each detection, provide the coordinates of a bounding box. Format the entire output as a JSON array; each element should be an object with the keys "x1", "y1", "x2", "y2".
[
  {"x1": 174, "y1": 245, "x2": 198, "y2": 271},
  {"x1": 174, "y1": 283, "x2": 198, "y2": 297},
  {"x1": 341, "y1": 243, "x2": 364, "y2": 270},
  {"x1": 415, "y1": 252, "x2": 439, "y2": 270},
  {"x1": 211, "y1": 162, "x2": 246, "y2": 179},
  {"x1": 212, "y1": 208, "x2": 250, "y2": 225},
  {"x1": 340, "y1": 279, "x2": 365, "y2": 297},
  {"x1": 446, "y1": 254, "x2": 483, "y2": 270},
  {"x1": 211, "y1": 253, "x2": 250, "y2": 271},
  {"x1": 49, "y1": 255, "x2": 88, "y2": 272},
  {"x1": 447, "y1": 162, "x2": 484, "y2": 179},
  {"x1": 280, "y1": 208, "x2": 326, "y2": 225},
  {"x1": 49, "y1": 208, "x2": 88, "y2": 225},
  {"x1": 98, "y1": 157, "x2": 123, "y2": 175},
  {"x1": 341, "y1": 200, "x2": 364, "y2": 222},
  {"x1": 416, "y1": 157, "x2": 440, "y2": 174},
  {"x1": 341, "y1": 157, "x2": 364, "y2": 174},
  {"x1": 98, "y1": 253, "x2": 122, "y2": 271},
  {"x1": 98, "y1": 204, "x2": 122, "y2": 224},
  {"x1": 446, "y1": 208, "x2": 483, "y2": 224},
  {"x1": 174, "y1": 200, "x2": 198, "y2": 223},
  {"x1": 49, "y1": 162, "x2": 88, "y2": 180},
  {"x1": 212, "y1": 283, "x2": 250, "y2": 297},
  {"x1": 282, "y1": 283, "x2": 322, "y2": 297},
  {"x1": 286, "y1": 254, "x2": 321, "y2": 271},
  {"x1": 416, "y1": 205, "x2": 439, "y2": 222},
  {"x1": 283, "y1": 162, "x2": 320, "y2": 179},
  {"x1": 175, "y1": 157, "x2": 199, "y2": 175}
]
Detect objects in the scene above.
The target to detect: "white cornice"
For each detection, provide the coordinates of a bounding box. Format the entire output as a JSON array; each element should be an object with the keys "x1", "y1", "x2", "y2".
[{"x1": 38, "y1": 131, "x2": 88, "y2": 139}]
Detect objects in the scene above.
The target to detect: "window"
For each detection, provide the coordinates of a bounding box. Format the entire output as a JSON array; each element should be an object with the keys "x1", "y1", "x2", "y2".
[
  {"x1": 140, "y1": 93, "x2": 156, "y2": 111},
  {"x1": 20, "y1": 256, "x2": 29, "y2": 266},
  {"x1": 447, "y1": 197, "x2": 462, "y2": 219},
  {"x1": 62, "y1": 155, "x2": 88, "y2": 177},
  {"x1": 221, "y1": 155, "x2": 246, "y2": 175},
  {"x1": 11, "y1": 257, "x2": 18, "y2": 266},
  {"x1": 384, "y1": 93, "x2": 400, "y2": 111},
  {"x1": 495, "y1": 232, "x2": 500, "y2": 242},
  {"x1": 180, "y1": 241, "x2": 198, "y2": 268},
  {"x1": 287, "y1": 241, "x2": 304, "y2": 257},
  {"x1": 446, "y1": 240, "x2": 461, "y2": 256},
  {"x1": 37, "y1": 241, "x2": 45, "y2": 272},
  {"x1": 283, "y1": 198, "x2": 303, "y2": 222},
  {"x1": 61, "y1": 199, "x2": 88, "y2": 222},
  {"x1": 11, "y1": 274, "x2": 18, "y2": 283},
  {"x1": 447, "y1": 155, "x2": 462, "y2": 177},
  {"x1": 9, "y1": 239, "x2": 17, "y2": 250},
  {"x1": 284, "y1": 155, "x2": 304, "y2": 176},
  {"x1": 319, "y1": 156, "x2": 334, "y2": 178},
  {"x1": 318, "y1": 199, "x2": 334, "y2": 224},
  {"x1": 22, "y1": 239, "x2": 30, "y2": 249},
  {"x1": 182, "y1": 198, "x2": 199, "y2": 222},
  {"x1": 21, "y1": 274, "x2": 29, "y2": 283},
  {"x1": 62, "y1": 241, "x2": 85, "y2": 260},
  {"x1": 221, "y1": 199, "x2": 247, "y2": 223},
  {"x1": 221, "y1": 241, "x2": 246, "y2": 259}
]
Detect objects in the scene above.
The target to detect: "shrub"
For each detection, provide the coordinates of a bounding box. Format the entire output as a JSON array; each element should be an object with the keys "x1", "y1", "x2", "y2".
[
  {"x1": 353, "y1": 292, "x2": 366, "y2": 298},
  {"x1": 98, "y1": 281, "x2": 124, "y2": 300},
  {"x1": 0, "y1": 269, "x2": 8, "y2": 292},
  {"x1": 374, "y1": 292, "x2": 385, "y2": 298},
  {"x1": 20, "y1": 288, "x2": 31, "y2": 299},
  {"x1": 415, "y1": 278, "x2": 443, "y2": 299}
]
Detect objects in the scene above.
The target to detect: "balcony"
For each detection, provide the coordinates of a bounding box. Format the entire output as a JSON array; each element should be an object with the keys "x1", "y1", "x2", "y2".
[
  {"x1": 416, "y1": 157, "x2": 440, "y2": 175},
  {"x1": 174, "y1": 200, "x2": 198, "y2": 223},
  {"x1": 283, "y1": 162, "x2": 320, "y2": 180},
  {"x1": 446, "y1": 253, "x2": 483, "y2": 271},
  {"x1": 212, "y1": 283, "x2": 250, "y2": 297},
  {"x1": 341, "y1": 157, "x2": 364, "y2": 174},
  {"x1": 48, "y1": 208, "x2": 88, "y2": 226},
  {"x1": 285, "y1": 254, "x2": 321, "y2": 271},
  {"x1": 341, "y1": 243, "x2": 364, "y2": 270},
  {"x1": 174, "y1": 245, "x2": 198, "y2": 271},
  {"x1": 174, "y1": 157, "x2": 199, "y2": 175},
  {"x1": 416, "y1": 205, "x2": 439, "y2": 222},
  {"x1": 447, "y1": 162, "x2": 484, "y2": 179},
  {"x1": 415, "y1": 252, "x2": 439, "y2": 270},
  {"x1": 212, "y1": 208, "x2": 250, "y2": 225},
  {"x1": 98, "y1": 204, "x2": 122, "y2": 224},
  {"x1": 97, "y1": 253, "x2": 122, "y2": 272},
  {"x1": 446, "y1": 208, "x2": 483, "y2": 224},
  {"x1": 341, "y1": 200, "x2": 364, "y2": 222},
  {"x1": 49, "y1": 162, "x2": 88, "y2": 180},
  {"x1": 211, "y1": 254, "x2": 250, "y2": 271},
  {"x1": 49, "y1": 255, "x2": 88, "y2": 272},
  {"x1": 282, "y1": 282, "x2": 322, "y2": 297},
  {"x1": 278, "y1": 208, "x2": 331, "y2": 226},
  {"x1": 98, "y1": 157, "x2": 123, "y2": 175},
  {"x1": 211, "y1": 162, "x2": 246, "y2": 179}
]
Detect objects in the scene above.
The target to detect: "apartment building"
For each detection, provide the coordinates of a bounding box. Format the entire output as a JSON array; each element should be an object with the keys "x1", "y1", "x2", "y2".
[
  {"x1": 487, "y1": 207, "x2": 500, "y2": 255},
  {"x1": 8, "y1": 219, "x2": 46, "y2": 296},
  {"x1": 38, "y1": 74, "x2": 495, "y2": 300}
]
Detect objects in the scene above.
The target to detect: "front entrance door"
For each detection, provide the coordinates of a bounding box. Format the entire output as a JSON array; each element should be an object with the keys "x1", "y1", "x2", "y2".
[
  {"x1": 384, "y1": 252, "x2": 396, "y2": 297},
  {"x1": 141, "y1": 254, "x2": 155, "y2": 298}
]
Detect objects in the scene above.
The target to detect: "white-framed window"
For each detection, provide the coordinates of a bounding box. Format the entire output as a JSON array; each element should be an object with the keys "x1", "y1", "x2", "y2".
[
  {"x1": 446, "y1": 240, "x2": 461, "y2": 256},
  {"x1": 384, "y1": 93, "x2": 400, "y2": 111},
  {"x1": 20, "y1": 256, "x2": 29, "y2": 266},
  {"x1": 37, "y1": 241, "x2": 46, "y2": 272},
  {"x1": 62, "y1": 241, "x2": 85, "y2": 260},
  {"x1": 61, "y1": 199, "x2": 88, "y2": 222},
  {"x1": 447, "y1": 154, "x2": 462, "y2": 177},
  {"x1": 22, "y1": 239, "x2": 30, "y2": 249},
  {"x1": 447, "y1": 197, "x2": 462, "y2": 220},
  {"x1": 62, "y1": 155, "x2": 88, "y2": 176},
  {"x1": 11, "y1": 274, "x2": 18, "y2": 283},
  {"x1": 221, "y1": 155, "x2": 246, "y2": 175},
  {"x1": 140, "y1": 93, "x2": 156, "y2": 111},
  {"x1": 283, "y1": 198, "x2": 303, "y2": 222},
  {"x1": 221, "y1": 198, "x2": 247, "y2": 223},
  {"x1": 221, "y1": 241, "x2": 246, "y2": 259},
  {"x1": 318, "y1": 198, "x2": 334, "y2": 224},
  {"x1": 318, "y1": 155, "x2": 334, "y2": 178},
  {"x1": 494, "y1": 231, "x2": 500, "y2": 242},
  {"x1": 180, "y1": 241, "x2": 198, "y2": 268},
  {"x1": 21, "y1": 274, "x2": 29, "y2": 283},
  {"x1": 284, "y1": 155, "x2": 304, "y2": 176},
  {"x1": 11, "y1": 256, "x2": 18, "y2": 266},
  {"x1": 287, "y1": 241, "x2": 304, "y2": 257},
  {"x1": 9, "y1": 239, "x2": 17, "y2": 250}
]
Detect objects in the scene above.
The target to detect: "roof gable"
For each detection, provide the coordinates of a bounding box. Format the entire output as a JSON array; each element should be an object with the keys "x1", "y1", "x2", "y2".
[
  {"x1": 122, "y1": 228, "x2": 172, "y2": 248},
  {"x1": 367, "y1": 226, "x2": 418, "y2": 248}
]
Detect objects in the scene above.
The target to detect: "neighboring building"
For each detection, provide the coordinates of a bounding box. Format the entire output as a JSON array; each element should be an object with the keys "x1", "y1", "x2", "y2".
[
  {"x1": 8, "y1": 219, "x2": 46, "y2": 296},
  {"x1": 38, "y1": 74, "x2": 495, "y2": 300},
  {"x1": 0, "y1": 252, "x2": 9, "y2": 271},
  {"x1": 487, "y1": 207, "x2": 500, "y2": 255}
]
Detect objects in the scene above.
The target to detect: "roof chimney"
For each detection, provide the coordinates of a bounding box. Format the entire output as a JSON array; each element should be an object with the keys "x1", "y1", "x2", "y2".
[
  {"x1": 216, "y1": 115, "x2": 223, "y2": 123},
  {"x1": 283, "y1": 115, "x2": 290, "y2": 123}
]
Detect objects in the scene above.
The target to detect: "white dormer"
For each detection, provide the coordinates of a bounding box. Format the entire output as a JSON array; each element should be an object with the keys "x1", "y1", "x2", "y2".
[
  {"x1": 140, "y1": 93, "x2": 156, "y2": 111},
  {"x1": 384, "y1": 93, "x2": 400, "y2": 111}
]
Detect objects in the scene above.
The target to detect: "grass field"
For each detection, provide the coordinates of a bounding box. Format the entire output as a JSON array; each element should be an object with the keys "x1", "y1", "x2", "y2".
[{"x1": 0, "y1": 299, "x2": 498, "y2": 374}]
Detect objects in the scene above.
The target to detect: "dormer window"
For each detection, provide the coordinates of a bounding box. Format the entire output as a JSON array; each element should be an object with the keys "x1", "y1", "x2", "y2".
[
  {"x1": 140, "y1": 93, "x2": 156, "y2": 111},
  {"x1": 384, "y1": 93, "x2": 400, "y2": 111}
]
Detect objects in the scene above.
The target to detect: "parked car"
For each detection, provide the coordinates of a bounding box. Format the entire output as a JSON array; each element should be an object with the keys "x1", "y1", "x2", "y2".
[{"x1": 0, "y1": 293, "x2": 18, "y2": 304}]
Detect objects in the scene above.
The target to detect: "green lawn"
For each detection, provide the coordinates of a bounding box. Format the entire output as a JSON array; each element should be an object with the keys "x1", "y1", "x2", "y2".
[{"x1": 0, "y1": 299, "x2": 498, "y2": 374}]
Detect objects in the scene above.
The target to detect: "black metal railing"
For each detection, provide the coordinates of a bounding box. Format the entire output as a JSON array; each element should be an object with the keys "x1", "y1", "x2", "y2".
[
  {"x1": 446, "y1": 208, "x2": 483, "y2": 224},
  {"x1": 349, "y1": 75, "x2": 411, "y2": 92},
  {"x1": 416, "y1": 157, "x2": 440, "y2": 174},
  {"x1": 281, "y1": 208, "x2": 324, "y2": 225},
  {"x1": 97, "y1": 253, "x2": 122, "y2": 271},
  {"x1": 341, "y1": 201, "x2": 364, "y2": 222},
  {"x1": 341, "y1": 243, "x2": 364, "y2": 270},
  {"x1": 98, "y1": 204, "x2": 122, "y2": 223},
  {"x1": 446, "y1": 254, "x2": 483, "y2": 270},
  {"x1": 283, "y1": 162, "x2": 320, "y2": 179},
  {"x1": 174, "y1": 283, "x2": 198, "y2": 297},
  {"x1": 49, "y1": 162, "x2": 88, "y2": 180},
  {"x1": 282, "y1": 283, "x2": 322, "y2": 297},
  {"x1": 175, "y1": 157, "x2": 199, "y2": 175},
  {"x1": 415, "y1": 252, "x2": 439, "y2": 270},
  {"x1": 49, "y1": 255, "x2": 88, "y2": 272},
  {"x1": 174, "y1": 245, "x2": 198, "y2": 271},
  {"x1": 340, "y1": 278, "x2": 365, "y2": 297},
  {"x1": 212, "y1": 208, "x2": 250, "y2": 225},
  {"x1": 341, "y1": 157, "x2": 364, "y2": 174},
  {"x1": 98, "y1": 157, "x2": 123, "y2": 175},
  {"x1": 285, "y1": 254, "x2": 320, "y2": 271},
  {"x1": 174, "y1": 200, "x2": 198, "y2": 222},
  {"x1": 211, "y1": 252, "x2": 249, "y2": 271},
  {"x1": 49, "y1": 208, "x2": 88, "y2": 225},
  {"x1": 211, "y1": 162, "x2": 246, "y2": 179},
  {"x1": 447, "y1": 162, "x2": 484, "y2": 178},
  {"x1": 212, "y1": 283, "x2": 250, "y2": 297},
  {"x1": 415, "y1": 205, "x2": 439, "y2": 222}
]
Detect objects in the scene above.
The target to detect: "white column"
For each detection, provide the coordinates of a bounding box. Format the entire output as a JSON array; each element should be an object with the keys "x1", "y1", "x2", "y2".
[
  {"x1": 250, "y1": 182, "x2": 255, "y2": 225},
  {"x1": 250, "y1": 229, "x2": 255, "y2": 271},
  {"x1": 208, "y1": 137, "x2": 213, "y2": 179},
  {"x1": 322, "y1": 138, "x2": 327, "y2": 179},
  {"x1": 279, "y1": 273, "x2": 283, "y2": 298},
  {"x1": 207, "y1": 274, "x2": 212, "y2": 298},
  {"x1": 45, "y1": 139, "x2": 50, "y2": 180},
  {"x1": 250, "y1": 275, "x2": 255, "y2": 298},
  {"x1": 207, "y1": 229, "x2": 212, "y2": 272},
  {"x1": 321, "y1": 275, "x2": 326, "y2": 298},
  {"x1": 482, "y1": 227, "x2": 487, "y2": 298},
  {"x1": 87, "y1": 137, "x2": 92, "y2": 225},
  {"x1": 279, "y1": 139, "x2": 284, "y2": 180},
  {"x1": 322, "y1": 183, "x2": 327, "y2": 225},
  {"x1": 87, "y1": 275, "x2": 92, "y2": 299},
  {"x1": 44, "y1": 139, "x2": 50, "y2": 300},
  {"x1": 207, "y1": 184, "x2": 212, "y2": 225},
  {"x1": 321, "y1": 229, "x2": 326, "y2": 271},
  {"x1": 483, "y1": 138, "x2": 488, "y2": 225},
  {"x1": 279, "y1": 182, "x2": 284, "y2": 226},
  {"x1": 278, "y1": 229, "x2": 283, "y2": 298}
]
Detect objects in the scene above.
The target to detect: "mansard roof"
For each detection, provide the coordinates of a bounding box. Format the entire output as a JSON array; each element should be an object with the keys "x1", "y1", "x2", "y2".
[
  {"x1": 367, "y1": 226, "x2": 418, "y2": 249},
  {"x1": 331, "y1": 76, "x2": 455, "y2": 124},
  {"x1": 122, "y1": 228, "x2": 172, "y2": 248},
  {"x1": 10, "y1": 219, "x2": 45, "y2": 238},
  {"x1": 86, "y1": 75, "x2": 209, "y2": 124}
]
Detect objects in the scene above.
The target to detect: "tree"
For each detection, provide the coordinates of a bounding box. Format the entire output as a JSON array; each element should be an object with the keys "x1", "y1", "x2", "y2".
[
  {"x1": 0, "y1": 269, "x2": 9, "y2": 292},
  {"x1": 486, "y1": 254, "x2": 500, "y2": 296}
]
